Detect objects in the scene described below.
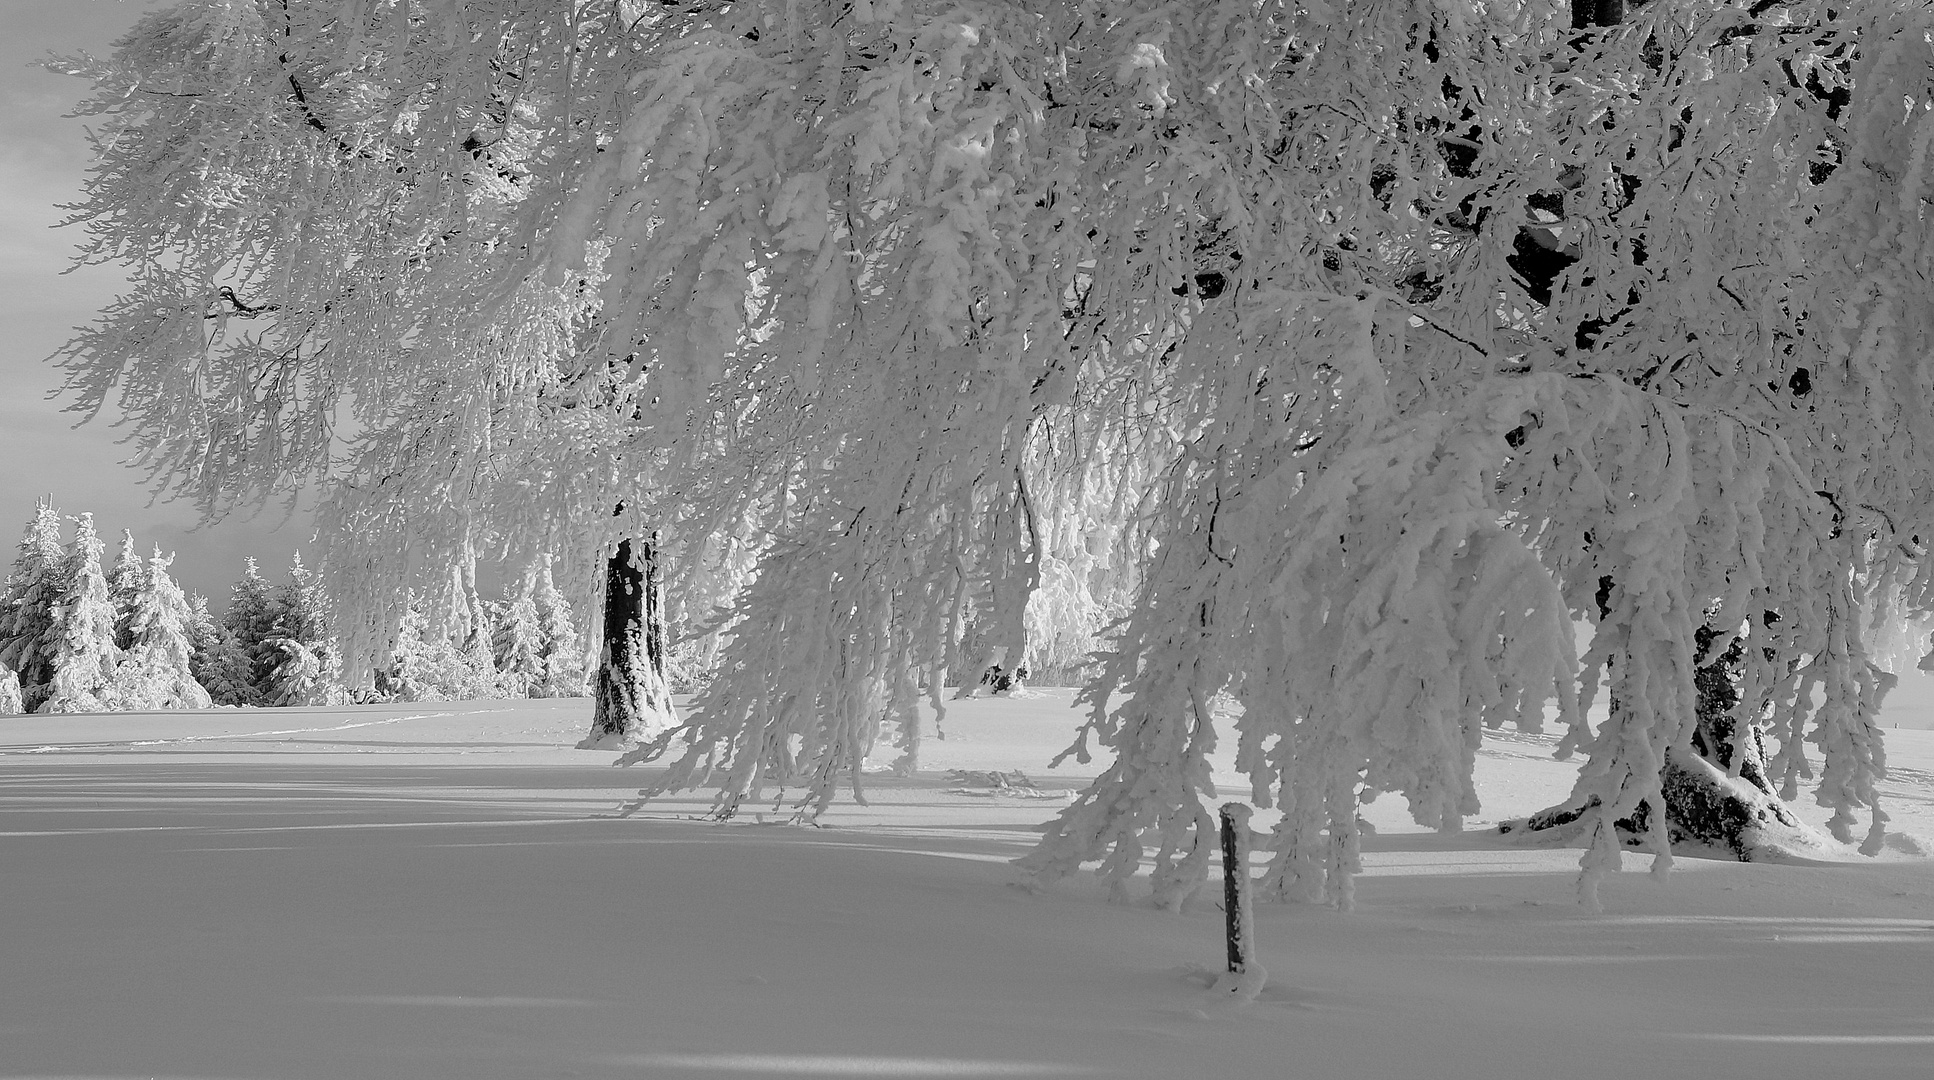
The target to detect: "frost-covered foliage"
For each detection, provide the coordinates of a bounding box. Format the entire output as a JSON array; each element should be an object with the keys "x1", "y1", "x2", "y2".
[
  {"x1": 354, "y1": 556, "x2": 591, "y2": 703},
  {"x1": 530, "y1": 559, "x2": 587, "y2": 699},
  {"x1": 0, "y1": 664, "x2": 21, "y2": 716},
  {"x1": 258, "y1": 555, "x2": 347, "y2": 706},
  {"x1": 0, "y1": 500, "x2": 69, "y2": 711},
  {"x1": 185, "y1": 593, "x2": 244, "y2": 702},
  {"x1": 48, "y1": 0, "x2": 1934, "y2": 905},
  {"x1": 115, "y1": 547, "x2": 214, "y2": 710},
  {"x1": 194, "y1": 623, "x2": 255, "y2": 707},
  {"x1": 377, "y1": 566, "x2": 506, "y2": 703},
  {"x1": 200, "y1": 555, "x2": 348, "y2": 706},
  {"x1": 492, "y1": 581, "x2": 545, "y2": 699},
  {"x1": 1019, "y1": 417, "x2": 1166, "y2": 684},
  {"x1": 41, "y1": 514, "x2": 121, "y2": 714},
  {"x1": 659, "y1": 522, "x2": 766, "y2": 695},
  {"x1": 208, "y1": 558, "x2": 274, "y2": 707},
  {"x1": 381, "y1": 593, "x2": 500, "y2": 702},
  {"x1": 0, "y1": 509, "x2": 342, "y2": 712},
  {"x1": 105, "y1": 530, "x2": 144, "y2": 652},
  {"x1": 482, "y1": 554, "x2": 593, "y2": 699}
]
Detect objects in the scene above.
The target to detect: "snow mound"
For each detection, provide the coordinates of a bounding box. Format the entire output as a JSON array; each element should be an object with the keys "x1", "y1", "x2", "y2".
[
  {"x1": 1878, "y1": 830, "x2": 1934, "y2": 857},
  {"x1": 942, "y1": 769, "x2": 1070, "y2": 799},
  {"x1": 574, "y1": 729, "x2": 632, "y2": 751}
]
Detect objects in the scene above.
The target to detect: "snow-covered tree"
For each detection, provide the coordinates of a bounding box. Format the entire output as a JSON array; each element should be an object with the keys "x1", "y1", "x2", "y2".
[
  {"x1": 0, "y1": 664, "x2": 21, "y2": 716},
  {"x1": 115, "y1": 547, "x2": 214, "y2": 710},
  {"x1": 194, "y1": 625, "x2": 255, "y2": 708},
  {"x1": 661, "y1": 522, "x2": 766, "y2": 694},
  {"x1": 531, "y1": 558, "x2": 588, "y2": 700},
  {"x1": 492, "y1": 574, "x2": 545, "y2": 699},
  {"x1": 40, "y1": 514, "x2": 121, "y2": 714},
  {"x1": 184, "y1": 593, "x2": 240, "y2": 700},
  {"x1": 258, "y1": 555, "x2": 346, "y2": 706},
  {"x1": 48, "y1": 0, "x2": 1934, "y2": 908},
  {"x1": 0, "y1": 499, "x2": 69, "y2": 712},
  {"x1": 105, "y1": 529, "x2": 144, "y2": 652},
  {"x1": 382, "y1": 591, "x2": 498, "y2": 702},
  {"x1": 207, "y1": 558, "x2": 275, "y2": 707},
  {"x1": 380, "y1": 601, "x2": 436, "y2": 702}
]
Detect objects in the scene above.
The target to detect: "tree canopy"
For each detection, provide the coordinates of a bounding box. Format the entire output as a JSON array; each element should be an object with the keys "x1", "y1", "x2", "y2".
[{"x1": 52, "y1": 0, "x2": 1934, "y2": 906}]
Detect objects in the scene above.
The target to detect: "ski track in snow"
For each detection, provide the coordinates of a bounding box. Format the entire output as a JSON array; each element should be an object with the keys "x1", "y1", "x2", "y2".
[{"x1": 0, "y1": 711, "x2": 467, "y2": 754}]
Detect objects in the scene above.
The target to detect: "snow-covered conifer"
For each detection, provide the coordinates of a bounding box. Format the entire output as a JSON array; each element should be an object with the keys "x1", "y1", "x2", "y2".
[
  {"x1": 532, "y1": 559, "x2": 586, "y2": 699},
  {"x1": 185, "y1": 593, "x2": 215, "y2": 673},
  {"x1": 39, "y1": 513, "x2": 121, "y2": 713},
  {"x1": 196, "y1": 622, "x2": 256, "y2": 707},
  {"x1": 0, "y1": 663, "x2": 21, "y2": 716},
  {"x1": 114, "y1": 547, "x2": 213, "y2": 710},
  {"x1": 0, "y1": 499, "x2": 69, "y2": 711},
  {"x1": 492, "y1": 575, "x2": 544, "y2": 698},
  {"x1": 204, "y1": 559, "x2": 276, "y2": 706},
  {"x1": 378, "y1": 583, "x2": 499, "y2": 703},
  {"x1": 185, "y1": 593, "x2": 233, "y2": 699},
  {"x1": 105, "y1": 529, "x2": 143, "y2": 652},
  {"x1": 381, "y1": 600, "x2": 434, "y2": 702},
  {"x1": 256, "y1": 555, "x2": 347, "y2": 707}
]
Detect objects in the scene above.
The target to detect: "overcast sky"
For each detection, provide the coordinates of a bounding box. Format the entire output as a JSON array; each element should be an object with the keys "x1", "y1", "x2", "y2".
[{"x1": 1, "y1": 0, "x2": 312, "y2": 604}]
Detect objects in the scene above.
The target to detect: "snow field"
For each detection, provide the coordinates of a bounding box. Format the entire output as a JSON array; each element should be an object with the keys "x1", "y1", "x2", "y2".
[{"x1": 3, "y1": 692, "x2": 1932, "y2": 1079}]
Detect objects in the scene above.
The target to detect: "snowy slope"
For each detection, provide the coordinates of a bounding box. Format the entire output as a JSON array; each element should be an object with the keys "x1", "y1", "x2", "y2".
[{"x1": 3, "y1": 693, "x2": 1932, "y2": 1080}]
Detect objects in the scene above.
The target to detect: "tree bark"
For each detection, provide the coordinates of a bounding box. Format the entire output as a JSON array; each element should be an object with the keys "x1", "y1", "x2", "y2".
[
  {"x1": 1500, "y1": 625, "x2": 1825, "y2": 859},
  {"x1": 579, "y1": 534, "x2": 676, "y2": 749}
]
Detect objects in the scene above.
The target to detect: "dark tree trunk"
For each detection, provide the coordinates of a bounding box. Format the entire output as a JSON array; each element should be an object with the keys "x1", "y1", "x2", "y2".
[
  {"x1": 579, "y1": 534, "x2": 676, "y2": 749},
  {"x1": 1500, "y1": 625, "x2": 1823, "y2": 859}
]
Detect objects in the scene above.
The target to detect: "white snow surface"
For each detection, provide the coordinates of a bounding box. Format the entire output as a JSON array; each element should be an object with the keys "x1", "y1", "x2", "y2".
[{"x1": 4, "y1": 690, "x2": 1933, "y2": 1080}]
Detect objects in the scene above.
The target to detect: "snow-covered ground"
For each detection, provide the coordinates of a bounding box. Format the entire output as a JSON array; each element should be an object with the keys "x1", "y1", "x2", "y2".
[{"x1": 3, "y1": 692, "x2": 1932, "y2": 1080}]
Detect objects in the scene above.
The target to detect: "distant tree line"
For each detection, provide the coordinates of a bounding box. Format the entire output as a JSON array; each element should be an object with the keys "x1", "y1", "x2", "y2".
[{"x1": 0, "y1": 501, "x2": 589, "y2": 715}]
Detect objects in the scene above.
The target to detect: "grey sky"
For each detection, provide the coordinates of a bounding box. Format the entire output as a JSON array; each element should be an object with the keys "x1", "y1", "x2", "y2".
[{"x1": 1, "y1": 0, "x2": 311, "y2": 604}]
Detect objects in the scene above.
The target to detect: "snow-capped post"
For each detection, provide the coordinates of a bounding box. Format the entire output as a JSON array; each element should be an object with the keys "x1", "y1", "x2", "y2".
[{"x1": 1214, "y1": 803, "x2": 1265, "y2": 1002}]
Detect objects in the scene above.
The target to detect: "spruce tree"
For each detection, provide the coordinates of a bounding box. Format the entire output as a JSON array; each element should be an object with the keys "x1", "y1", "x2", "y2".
[
  {"x1": 0, "y1": 663, "x2": 21, "y2": 716},
  {"x1": 493, "y1": 573, "x2": 544, "y2": 699},
  {"x1": 185, "y1": 593, "x2": 216, "y2": 686},
  {"x1": 0, "y1": 499, "x2": 68, "y2": 711},
  {"x1": 532, "y1": 558, "x2": 586, "y2": 699},
  {"x1": 40, "y1": 513, "x2": 120, "y2": 714},
  {"x1": 115, "y1": 547, "x2": 213, "y2": 710},
  {"x1": 211, "y1": 559, "x2": 274, "y2": 706},
  {"x1": 383, "y1": 595, "x2": 491, "y2": 702},
  {"x1": 186, "y1": 591, "x2": 256, "y2": 706},
  {"x1": 196, "y1": 622, "x2": 257, "y2": 708},
  {"x1": 457, "y1": 628, "x2": 501, "y2": 700},
  {"x1": 381, "y1": 599, "x2": 431, "y2": 701},
  {"x1": 449, "y1": 563, "x2": 503, "y2": 698},
  {"x1": 105, "y1": 529, "x2": 144, "y2": 652},
  {"x1": 259, "y1": 555, "x2": 346, "y2": 706}
]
